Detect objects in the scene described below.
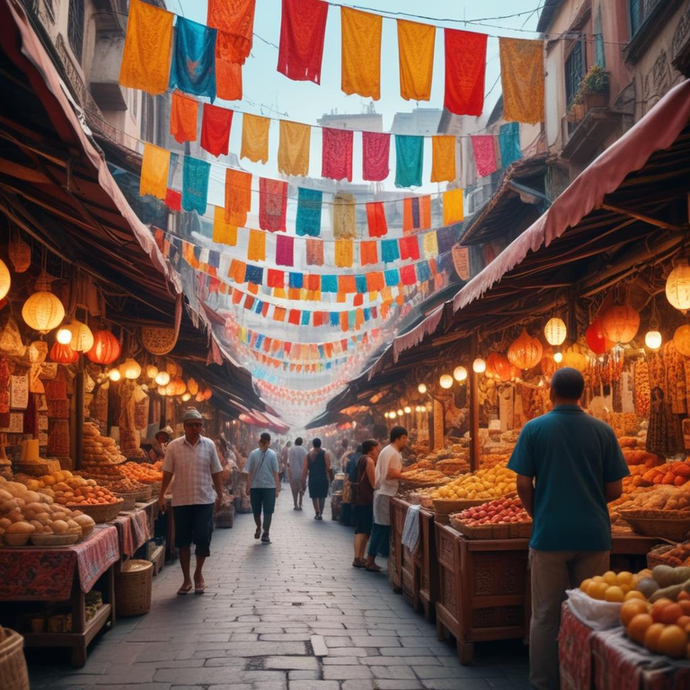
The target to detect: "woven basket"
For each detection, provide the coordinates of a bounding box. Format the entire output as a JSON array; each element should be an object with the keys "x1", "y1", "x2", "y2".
[
  {"x1": 30, "y1": 532, "x2": 79, "y2": 547},
  {"x1": 618, "y1": 510, "x2": 690, "y2": 541},
  {"x1": 135, "y1": 487, "x2": 152, "y2": 502},
  {"x1": 647, "y1": 544, "x2": 677, "y2": 569},
  {"x1": 115, "y1": 493, "x2": 137, "y2": 511},
  {"x1": 115, "y1": 559, "x2": 153, "y2": 616},
  {"x1": 65, "y1": 499, "x2": 123, "y2": 524},
  {"x1": 141, "y1": 327, "x2": 177, "y2": 355},
  {"x1": 0, "y1": 627, "x2": 29, "y2": 690}
]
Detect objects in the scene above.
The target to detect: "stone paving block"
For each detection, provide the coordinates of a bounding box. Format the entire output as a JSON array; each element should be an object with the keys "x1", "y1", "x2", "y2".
[
  {"x1": 322, "y1": 665, "x2": 374, "y2": 680},
  {"x1": 375, "y1": 682, "x2": 424, "y2": 690},
  {"x1": 287, "y1": 682, "x2": 339, "y2": 690},
  {"x1": 264, "y1": 657, "x2": 319, "y2": 671},
  {"x1": 287, "y1": 670, "x2": 321, "y2": 680},
  {"x1": 422, "y1": 680, "x2": 495, "y2": 690},
  {"x1": 362, "y1": 656, "x2": 443, "y2": 667},
  {"x1": 325, "y1": 647, "x2": 369, "y2": 657},
  {"x1": 310, "y1": 635, "x2": 328, "y2": 657},
  {"x1": 340, "y1": 681, "x2": 376, "y2": 690},
  {"x1": 322, "y1": 657, "x2": 363, "y2": 665},
  {"x1": 348, "y1": 635, "x2": 402, "y2": 647},
  {"x1": 371, "y1": 665, "x2": 418, "y2": 680}
]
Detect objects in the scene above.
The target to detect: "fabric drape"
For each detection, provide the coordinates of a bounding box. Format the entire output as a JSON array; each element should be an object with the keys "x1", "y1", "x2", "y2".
[
  {"x1": 216, "y1": 45, "x2": 243, "y2": 101},
  {"x1": 170, "y1": 91, "x2": 198, "y2": 143},
  {"x1": 119, "y1": 0, "x2": 173, "y2": 95},
  {"x1": 275, "y1": 235, "x2": 295, "y2": 267},
  {"x1": 245, "y1": 265, "x2": 263, "y2": 285},
  {"x1": 278, "y1": 121, "x2": 311, "y2": 177},
  {"x1": 443, "y1": 189, "x2": 464, "y2": 225},
  {"x1": 341, "y1": 7, "x2": 382, "y2": 100},
  {"x1": 247, "y1": 229, "x2": 266, "y2": 261},
  {"x1": 306, "y1": 239, "x2": 324, "y2": 266},
  {"x1": 169, "y1": 18, "x2": 217, "y2": 101},
  {"x1": 213, "y1": 206, "x2": 238, "y2": 246},
  {"x1": 182, "y1": 156, "x2": 211, "y2": 214},
  {"x1": 381, "y1": 239, "x2": 400, "y2": 263},
  {"x1": 224, "y1": 169, "x2": 252, "y2": 226},
  {"x1": 296, "y1": 187, "x2": 322, "y2": 236},
  {"x1": 333, "y1": 192, "x2": 357, "y2": 238},
  {"x1": 207, "y1": 0, "x2": 255, "y2": 64},
  {"x1": 362, "y1": 131, "x2": 390, "y2": 182},
  {"x1": 165, "y1": 188, "x2": 181, "y2": 212},
  {"x1": 241, "y1": 113, "x2": 270, "y2": 164},
  {"x1": 397, "y1": 20, "x2": 435, "y2": 102},
  {"x1": 431, "y1": 136, "x2": 457, "y2": 183},
  {"x1": 499, "y1": 122, "x2": 522, "y2": 168},
  {"x1": 472, "y1": 136, "x2": 498, "y2": 177},
  {"x1": 499, "y1": 37, "x2": 544, "y2": 125},
  {"x1": 228, "y1": 259, "x2": 247, "y2": 283},
  {"x1": 140, "y1": 144, "x2": 170, "y2": 200},
  {"x1": 422, "y1": 231, "x2": 439, "y2": 258},
  {"x1": 259, "y1": 178, "x2": 288, "y2": 232},
  {"x1": 278, "y1": 0, "x2": 328, "y2": 84},
  {"x1": 360, "y1": 241, "x2": 378, "y2": 266},
  {"x1": 444, "y1": 29, "x2": 487, "y2": 116},
  {"x1": 400, "y1": 265, "x2": 417, "y2": 286},
  {"x1": 402, "y1": 196, "x2": 431, "y2": 232},
  {"x1": 335, "y1": 239, "x2": 354, "y2": 268},
  {"x1": 267, "y1": 270, "x2": 285, "y2": 288},
  {"x1": 200, "y1": 103, "x2": 233, "y2": 157},
  {"x1": 416, "y1": 261, "x2": 431, "y2": 283},
  {"x1": 366, "y1": 202, "x2": 388, "y2": 238},
  {"x1": 395, "y1": 135, "x2": 424, "y2": 188},
  {"x1": 399, "y1": 236, "x2": 420, "y2": 261},
  {"x1": 322, "y1": 128, "x2": 354, "y2": 181}
]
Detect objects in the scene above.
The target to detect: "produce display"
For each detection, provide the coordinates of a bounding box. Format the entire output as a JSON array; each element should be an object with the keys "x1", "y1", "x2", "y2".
[
  {"x1": 14, "y1": 470, "x2": 120, "y2": 506},
  {"x1": 82, "y1": 421, "x2": 127, "y2": 466},
  {"x1": 119, "y1": 462, "x2": 163, "y2": 485},
  {"x1": 638, "y1": 461, "x2": 690, "y2": 487},
  {"x1": 433, "y1": 465, "x2": 517, "y2": 501},
  {"x1": 399, "y1": 468, "x2": 450, "y2": 485},
  {"x1": 452, "y1": 495, "x2": 530, "y2": 526},
  {"x1": 579, "y1": 569, "x2": 649, "y2": 603},
  {"x1": 616, "y1": 484, "x2": 690, "y2": 513}
]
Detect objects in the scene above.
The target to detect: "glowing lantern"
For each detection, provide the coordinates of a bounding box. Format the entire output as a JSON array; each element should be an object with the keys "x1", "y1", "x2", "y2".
[
  {"x1": 109, "y1": 369, "x2": 121, "y2": 382},
  {"x1": 397, "y1": 409, "x2": 404, "y2": 416},
  {"x1": 203, "y1": 387, "x2": 212, "y2": 401},
  {"x1": 0, "y1": 259, "x2": 10, "y2": 301},
  {"x1": 486, "y1": 353, "x2": 513, "y2": 381},
  {"x1": 56, "y1": 327, "x2": 72, "y2": 345},
  {"x1": 389, "y1": 411, "x2": 397, "y2": 418},
  {"x1": 508, "y1": 329, "x2": 543, "y2": 370},
  {"x1": 404, "y1": 406, "x2": 412, "y2": 414},
  {"x1": 50, "y1": 341, "x2": 78, "y2": 365},
  {"x1": 673, "y1": 326, "x2": 690, "y2": 357},
  {"x1": 187, "y1": 378, "x2": 199, "y2": 395},
  {"x1": 384, "y1": 412, "x2": 390, "y2": 419},
  {"x1": 666, "y1": 259, "x2": 690, "y2": 314},
  {"x1": 85, "y1": 330, "x2": 120, "y2": 365},
  {"x1": 195, "y1": 392, "x2": 205, "y2": 403},
  {"x1": 544, "y1": 318, "x2": 567, "y2": 346},
  {"x1": 22, "y1": 291, "x2": 65, "y2": 334},
  {"x1": 171, "y1": 376, "x2": 186, "y2": 396},
  {"x1": 122, "y1": 358, "x2": 141, "y2": 380},
  {"x1": 146, "y1": 365, "x2": 159, "y2": 379},
  {"x1": 64, "y1": 320, "x2": 94, "y2": 352},
  {"x1": 155, "y1": 371, "x2": 170, "y2": 386},
  {"x1": 439, "y1": 374, "x2": 453, "y2": 389},
  {"x1": 554, "y1": 351, "x2": 563, "y2": 363},
  {"x1": 645, "y1": 331, "x2": 662, "y2": 351},
  {"x1": 601, "y1": 303, "x2": 640, "y2": 344},
  {"x1": 165, "y1": 382, "x2": 177, "y2": 396},
  {"x1": 473, "y1": 358, "x2": 486, "y2": 373},
  {"x1": 182, "y1": 393, "x2": 191, "y2": 402},
  {"x1": 453, "y1": 366, "x2": 468, "y2": 382},
  {"x1": 585, "y1": 317, "x2": 615, "y2": 355},
  {"x1": 158, "y1": 383, "x2": 167, "y2": 396},
  {"x1": 562, "y1": 347, "x2": 588, "y2": 372},
  {"x1": 417, "y1": 383, "x2": 427, "y2": 394}
]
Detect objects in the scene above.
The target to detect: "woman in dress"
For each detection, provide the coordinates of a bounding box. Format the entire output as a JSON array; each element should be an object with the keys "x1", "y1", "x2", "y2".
[
  {"x1": 353, "y1": 439, "x2": 379, "y2": 568},
  {"x1": 302, "y1": 437, "x2": 332, "y2": 520}
]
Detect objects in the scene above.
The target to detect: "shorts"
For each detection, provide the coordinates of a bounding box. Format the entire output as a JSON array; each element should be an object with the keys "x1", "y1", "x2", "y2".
[
  {"x1": 250, "y1": 487, "x2": 276, "y2": 516},
  {"x1": 354, "y1": 504, "x2": 373, "y2": 535},
  {"x1": 173, "y1": 503, "x2": 214, "y2": 557}
]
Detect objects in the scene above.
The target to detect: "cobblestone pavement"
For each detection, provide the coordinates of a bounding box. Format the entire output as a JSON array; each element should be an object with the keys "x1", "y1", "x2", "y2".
[{"x1": 29, "y1": 493, "x2": 530, "y2": 690}]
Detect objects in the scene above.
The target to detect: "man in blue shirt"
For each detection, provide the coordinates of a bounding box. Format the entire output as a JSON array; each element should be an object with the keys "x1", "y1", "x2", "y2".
[
  {"x1": 245, "y1": 432, "x2": 281, "y2": 544},
  {"x1": 508, "y1": 368, "x2": 629, "y2": 690}
]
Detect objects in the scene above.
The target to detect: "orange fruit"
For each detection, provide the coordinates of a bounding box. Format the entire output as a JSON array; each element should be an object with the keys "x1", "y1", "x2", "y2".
[
  {"x1": 651, "y1": 599, "x2": 673, "y2": 620},
  {"x1": 679, "y1": 592, "x2": 690, "y2": 602},
  {"x1": 627, "y1": 613, "x2": 653, "y2": 644},
  {"x1": 617, "y1": 571, "x2": 634, "y2": 586},
  {"x1": 659, "y1": 625, "x2": 688, "y2": 658},
  {"x1": 593, "y1": 575, "x2": 605, "y2": 583},
  {"x1": 580, "y1": 578, "x2": 593, "y2": 593},
  {"x1": 625, "y1": 591, "x2": 647, "y2": 602},
  {"x1": 587, "y1": 581, "x2": 609, "y2": 601},
  {"x1": 644, "y1": 623, "x2": 666, "y2": 653},
  {"x1": 605, "y1": 586, "x2": 625, "y2": 603},
  {"x1": 679, "y1": 601, "x2": 690, "y2": 615},
  {"x1": 677, "y1": 615, "x2": 690, "y2": 629},
  {"x1": 603, "y1": 571, "x2": 618, "y2": 586},
  {"x1": 621, "y1": 600, "x2": 650, "y2": 627},
  {"x1": 657, "y1": 603, "x2": 683, "y2": 626}
]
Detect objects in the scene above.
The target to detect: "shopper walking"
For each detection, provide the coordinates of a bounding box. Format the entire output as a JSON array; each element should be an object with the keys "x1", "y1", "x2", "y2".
[
  {"x1": 245, "y1": 432, "x2": 281, "y2": 544},
  {"x1": 302, "y1": 438, "x2": 332, "y2": 520},
  {"x1": 340, "y1": 444, "x2": 361, "y2": 527},
  {"x1": 365, "y1": 426, "x2": 407, "y2": 572},
  {"x1": 280, "y1": 441, "x2": 291, "y2": 483},
  {"x1": 352, "y1": 439, "x2": 379, "y2": 568},
  {"x1": 288, "y1": 437, "x2": 308, "y2": 510},
  {"x1": 158, "y1": 409, "x2": 223, "y2": 596},
  {"x1": 508, "y1": 368, "x2": 628, "y2": 690}
]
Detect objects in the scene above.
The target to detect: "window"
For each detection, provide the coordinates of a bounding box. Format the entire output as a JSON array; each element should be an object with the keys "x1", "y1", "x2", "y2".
[
  {"x1": 594, "y1": 8, "x2": 606, "y2": 67},
  {"x1": 629, "y1": 0, "x2": 662, "y2": 37},
  {"x1": 565, "y1": 39, "x2": 586, "y2": 106},
  {"x1": 68, "y1": 0, "x2": 85, "y2": 63}
]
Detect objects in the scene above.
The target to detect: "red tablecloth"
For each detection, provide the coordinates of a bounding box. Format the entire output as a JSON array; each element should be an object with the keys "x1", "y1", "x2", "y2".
[
  {"x1": 112, "y1": 508, "x2": 151, "y2": 557},
  {"x1": 0, "y1": 524, "x2": 119, "y2": 601}
]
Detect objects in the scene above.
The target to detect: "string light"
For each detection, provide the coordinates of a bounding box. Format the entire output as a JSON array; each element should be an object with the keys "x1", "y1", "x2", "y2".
[
  {"x1": 472, "y1": 358, "x2": 486, "y2": 374},
  {"x1": 439, "y1": 374, "x2": 453, "y2": 389}
]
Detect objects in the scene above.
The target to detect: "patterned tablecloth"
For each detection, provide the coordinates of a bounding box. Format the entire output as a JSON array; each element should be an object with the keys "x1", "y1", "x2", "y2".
[
  {"x1": 112, "y1": 508, "x2": 151, "y2": 557},
  {"x1": 0, "y1": 524, "x2": 119, "y2": 601}
]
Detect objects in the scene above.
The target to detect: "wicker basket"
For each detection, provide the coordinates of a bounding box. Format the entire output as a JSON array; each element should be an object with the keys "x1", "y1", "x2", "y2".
[
  {"x1": 618, "y1": 509, "x2": 690, "y2": 541},
  {"x1": 0, "y1": 627, "x2": 29, "y2": 690},
  {"x1": 65, "y1": 499, "x2": 123, "y2": 524},
  {"x1": 115, "y1": 559, "x2": 153, "y2": 616},
  {"x1": 647, "y1": 544, "x2": 677, "y2": 568},
  {"x1": 135, "y1": 487, "x2": 152, "y2": 502},
  {"x1": 115, "y1": 493, "x2": 137, "y2": 511},
  {"x1": 2, "y1": 534, "x2": 30, "y2": 547},
  {"x1": 30, "y1": 532, "x2": 79, "y2": 547}
]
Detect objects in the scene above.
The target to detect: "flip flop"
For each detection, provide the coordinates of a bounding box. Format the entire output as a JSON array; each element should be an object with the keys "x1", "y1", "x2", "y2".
[
  {"x1": 365, "y1": 565, "x2": 382, "y2": 573},
  {"x1": 177, "y1": 584, "x2": 193, "y2": 595},
  {"x1": 254, "y1": 526, "x2": 261, "y2": 539},
  {"x1": 261, "y1": 534, "x2": 271, "y2": 544},
  {"x1": 194, "y1": 582, "x2": 206, "y2": 594}
]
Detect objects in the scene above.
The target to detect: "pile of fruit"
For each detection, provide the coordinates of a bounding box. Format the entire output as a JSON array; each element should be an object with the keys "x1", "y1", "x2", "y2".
[
  {"x1": 618, "y1": 484, "x2": 690, "y2": 512},
  {"x1": 580, "y1": 569, "x2": 648, "y2": 603},
  {"x1": 399, "y1": 468, "x2": 450, "y2": 485},
  {"x1": 452, "y1": 496, "x2": 530, "y2": 526},
  {"x1": 639, "y1": 462, "x2": 690, "y2": 487},
  {"x1": 119, "y1": 462, "x2": 163, "y2": 485},
  {"x1": 433, "y1": 465, "x2": 517, "y2": 501},
  {"x1": 14, "y1": 471, "x2": 120, "y2": 506},
  {"x1": 76, "y1": 472, "x2": 145, "y2": 495},
  {"x1": 620, "y1": 449, "x2": 661, "y2": 468}
]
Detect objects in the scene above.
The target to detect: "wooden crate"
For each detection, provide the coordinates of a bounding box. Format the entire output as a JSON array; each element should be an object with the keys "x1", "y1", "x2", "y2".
[
  {"x1": 419, "y1": 509, "x2": 439, "y2": 622},
  {"x1": 388, "y1": 498, "x2": 407, "y2": 594}
]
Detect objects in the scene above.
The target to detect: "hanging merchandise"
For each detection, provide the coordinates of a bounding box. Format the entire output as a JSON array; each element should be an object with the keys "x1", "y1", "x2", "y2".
[
  {"x1": 213, "y1": 205, "x2": 238, "y2": 246},
  {"x1": 399, "y1": 236, "x2": 420, "y2": 261},
  {"x1": 170, "y1": 91, "x2": 198, "y2": 144},
  {"x1": 499, "y1": 122, "x2": 522, "y2": 168},
  {"x1": 247, "y1": 229, "x2": 267, "y2": 262},
  {"x1": 444, "y1": 29, "x2": 487, "y2": 116},
  {"x1": 443, "y1": 189, "x2": 464, "y2": 226},
  {"x1": 361, "y1": 131, "x2": 390, "y2": 182},
  {"x1": 165, "y1": 189, "x2": 181, "y2": 212},
  {"x1": 499, "y1": 38, "x2": 545, "y2": 125},
  {"x1": 275, "y1": 235, "x2": 295, "y2": 267},
  {"x1": 306, "y1": 238, "x2": 324, "y2": 266},
  {"x1": 335, "y1": 239, "x2": 354, "y2": 268},
  {"x1": 200, "y1": 103, "x2": 233, "y2": 157},
  {"x1": 341, "y1": 7, "x2": 382, "y2": 100},
  {"x1": 397, "y1": 19, "x2": 435, "y2": 102},
  {"x1": 142, "y1": 327, "x2": 178, "y2": 356},
  {"x1": 50, "y1": 341, "x2": 78, "y2": 365},
  {"x1": 224, "y1": 168, "x2": 252, "y2": 225},
  {"x1": 422, "y1": 231, "x2": 439, "y2": 257},
  {"x1": 381, "y1": 239, "x2": 401, "y2": 264},
  {"x1": 366, "y1": 202, "x2": 388, "y2": 238},
  {"x1": 360, "y1": 241, "x2": 378, "y2": 266},
  {"x1": 295, "y1": 188, "x2": 323, "y2": 237},
  {"x1": 431, "y1": 136, "x2": 457, "y2": 183},
  {"x1": 278, "y1": 120, "x2": 311, "y2": 177},
  {"x1": 259, "y1": 178, "x2": 288, "y2": 232},
  {"x1": 140, "y1": 144, "x2": 170, "y2": 200},
  {"x1": 240, "y1": 113, "x2": 270, "y2": 163},
  {"x1": 86, "y1": 329, "x2": 121, "y2": 365},
  {"x1": 119, "y1": 0, "x2": 174, "y2": 95},
  {"x1": 395, "y1": 135, "x2": 424, "y2": 188},
  {"x1": 472, "y1": 135, "x2": 498, "y2": 177},
  {"x1": 216, "y1": 36, "x2": 243, "y2": 100},
  {"x1": 169, "y1": 17, "x2": 217, "y2": 101},
  {"x1": 333, "y1": 192, "x2": 357, "y2": 239},
  {"x1": 8, "y1": 237, "x2": 31, "y2": 273},
  {"x1": 278, "y1": 0, "x2": 329, "y2": 84},
  {"x1": 182, "y1": 155, "x2": 211, "y2": 214},
  {"x1": 207, "y1": 0, "x2": 256, "y2": 65},
  {"x1": 403, "y1": 196, "x2": 431, "y2": 233},
  {"x1": 322, "y1": 128, "x2": 354, "y2": 182}
]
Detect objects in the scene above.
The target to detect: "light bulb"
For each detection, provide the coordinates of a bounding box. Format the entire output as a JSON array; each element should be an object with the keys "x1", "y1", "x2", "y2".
[
  {"x1": 404, "y1": 406, "x2": 411, "y2": 414},
  {"x1": 439, "y1": 374, "x2": 453, "y2": 389},
  {"x1": 554, "y1": 352, "x2": 563, "y2": 363},
  {"x1": 417, "y1": 383, "x2": 427, "y2": 395},
  {"x1": 146, "y1": 365, "x2": 159, "y2": 379},
  {"x1": 155, "y1": 371, "x2": 170, "y2": 386},
  {"x1": 182, "y1": 392, "x2": 192, "y2": 402},
  {"x1": 453, "y1": 366, "x2": 468, "y2": 382},
  {"x1": 384, "y1": 412, "x2": 389, "y2": 419},
  {"x1": 56, "y1": 327, "x2": 72, "y2": 345},
  {"x1": 108, "y1": 369, "x2": 121, "y2": 382},
  {"x1": 645, "y1": 330, "x2": 662, "y2": 350},
  {"x1": 397, "y1": 409, "x2": 404, "y2": 416},
  {"x1": 472, "y1": 358, "x2": 486, "y2": 374},
  {"x1": 389, "y1": 411, "x2": 397, "y2": 418}
]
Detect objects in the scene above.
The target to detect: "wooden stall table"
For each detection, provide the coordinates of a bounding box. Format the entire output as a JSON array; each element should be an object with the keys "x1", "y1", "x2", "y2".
[
  {"x1": 389, "y1": 498, "x2": 406, "y2": 594},
  {"x1": 419, "y1": 508, "x2": 439, "y2": 622},
  {"x1": 0, "y1": 524, "x2": 119, "y2": 667},
  {"x1": 112, "y1": 503, "x2": 153, "y2": 560}
]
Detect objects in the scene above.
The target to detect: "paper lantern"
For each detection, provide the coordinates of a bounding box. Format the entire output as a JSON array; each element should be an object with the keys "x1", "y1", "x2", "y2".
[
  {"x1": 158, "y1": 383, "x2": 167, "y2": 396},
  {"x1": 486, "y1": 353, "x2": 513, "y2": 381},
  {"x1": 0, "y1": 259, "x2": 11, "y2": 301},
  {"x1": 86, "y1": 330, "x2": 121, "y2": 365},
  {"x1": 562, "y1": 347, "x2": 588, "y2": 372},
  {"x1": 182, "y1": 393, "x2": 191, "y2": 402},
  {"x1": 109, "y1": 369, "x2": 122, "y2": 382},
  {"x1": 453, "y1": 366, "x2": 468, "y2": 382},
  {"x1": 187, "y1": 378, "x2": 199, "y2": 395},
  {"x1": 146, "y1": 365, "x2": 159, "y2": 379},
  {"x1": 49, "y1": 341, "x2": 78, "y2": 365},
  {"x1": 554, "y1": 352, "x2": 563, "y2": 363},
  {"x1": 203, "y1": 387, "x2": 212, "y2": 401},
  {"x1": 165, "y1": 382, "x2": 177, "y2": 396},
  {"x1": 673, "y1": 326, "x2": 690, "y2": 357},
  {"x1": 195, "y1": 392, "x2": 205, "y2": 402},
  {"x1": 473, "y1": 358, "x2": 486, "y2": 373},
  {"x1": 404, "y1": 406, "x2": 412, "y2": 414},
  {"x1": 601, "y1": 303, "x2": 640, "y2": 344},
  {"x1": 508, "y1": 329, "x2": 543, "y2": 370},
  {"x1": 544, "y1": 318, "x2": 567, "y2": 346},
  {"x1": 417, "y1": 383, "x2": 427, "y2": 394},
  {"x1": 171, "y1": 376, "x2": 186, "y2": 396},
  {"x1": 645, "y1": 331, "x2": 662, "y2": 351},
  {"x1": 22, "y1": 291, "x2": 65, "y2": 333},
  {"x1": 439, "y1": 374, "x2": 453, "y2": 389},
  {"x1": 8, "y1": 237, "x2": 30, "y2": 273},
  {"x1": 155, "y1": 371, "x2": 170, "y2": 386},
  {"x1": 64, "y1": 320, "x2": 94, "y2": 353},
  {"x1": 585, "y1": 317, "x2": 615, "y2": 355},
  {"x1": 397, "y1": 409, "x2": 404, "y2": 416},
  {"x1": 122, "y1": 358, "x2": 141, "y2": 380},
  {"x1": 666, "y1": 259, "x2": 690, "y2": 314}
]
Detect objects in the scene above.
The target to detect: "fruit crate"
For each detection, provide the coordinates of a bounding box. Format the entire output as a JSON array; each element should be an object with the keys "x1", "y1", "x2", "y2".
[{"x1": 419, "y1": 508, "x2": 439, "y2": 623}]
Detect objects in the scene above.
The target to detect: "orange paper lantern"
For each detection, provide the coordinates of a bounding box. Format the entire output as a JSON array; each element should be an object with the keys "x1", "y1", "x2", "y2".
[
  {"x1": 171, "y1": 376, "x2": 186, "y2": 396},
  {"x1": 585, "y1": 317, "x2": 615, "y2": 355},
  {"x1": 486, "y1": 353, "x2": 514, "y2": 381},
  {"x1": 673, "y1": 326, "x2": 690, "y2": 357},
  {"x1": 187, "y1": 378, "x2": 199, "y2": 395},
  {"x1": 600, "y1": 303, "x2": 640, "y2": 344},
  {"x1": 86, "y1": 329, "x2": 121, "y2": 365},
  {"x1": 507, "y1": 329, "x2": 543, "y2": 370},
  {"x1": 562, "y1": 347, "x2": 588, "y2": 372},
  {"x1": 50, "y1": 341, "x2": 78, "y2": 365}
]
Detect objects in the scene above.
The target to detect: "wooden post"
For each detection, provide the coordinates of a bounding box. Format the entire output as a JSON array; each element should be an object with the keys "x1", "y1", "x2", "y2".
[
  {"x1": 74, "y1": 359, "x2": 84, "y2": 471},
  {"x1": 160, "y1": 396, "x2": 167, "y2": 427},
  {"x1": 469, "y1": 336, "x2": 480, "y2": 473}
]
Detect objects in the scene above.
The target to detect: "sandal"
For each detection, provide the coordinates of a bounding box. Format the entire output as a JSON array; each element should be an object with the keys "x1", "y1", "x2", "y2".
[
  {"x1": 254, "y1": 526, "x2": 261, "y2": 539},
  {"x1": 365, "y1": 564, "x2": 382, "y2": 573},
  {"x1": 194, "y1": 582, "x2": 206, "y2": 594},
  {"x1": 352, "y1": 559, "x2": 366, "y2": 568},
  {"x1": 177, "y1": 584, "x2": 193, "y2": 595},
  {"x1": 261, "y1": 534, "x2": 271, "y2": 544}
]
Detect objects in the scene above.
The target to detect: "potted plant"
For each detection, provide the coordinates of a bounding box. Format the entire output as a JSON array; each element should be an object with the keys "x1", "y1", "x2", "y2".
[
  {"x1": 566, "y1": 92, "x2": 585, "y2": 123},
  {"x1": 580, "y1": 65, "x2": 610, "y2": 110}
]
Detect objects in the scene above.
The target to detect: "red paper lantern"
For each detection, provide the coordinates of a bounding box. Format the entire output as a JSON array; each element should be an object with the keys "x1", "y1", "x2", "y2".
[
  {"x1": 507, "y1": 329, "x2": 543, "y2": 370},
  {"x1": 600, "y1": 303, "x2": 640, "y2": 344},
  {"x1": 86, "y1": 329, "x2": 121, "y2": 365},
  {"x1": 585, "y1": 318, "x2": 615, "y2": 355},
  {"x1": 486, "y1": 353, "x2": 514, "y2": 381},
  {"x1": 50, "y1": 341, "x2": 78, "y2": 365}
]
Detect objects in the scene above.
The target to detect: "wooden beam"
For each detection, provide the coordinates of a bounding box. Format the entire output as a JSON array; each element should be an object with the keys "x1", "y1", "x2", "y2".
[
  {"x1": 468, "y1": 334, "x2": 480, "y2": 473},
  {"x1": 601, "y1": 203, "x2": 683, "y2": 231}
]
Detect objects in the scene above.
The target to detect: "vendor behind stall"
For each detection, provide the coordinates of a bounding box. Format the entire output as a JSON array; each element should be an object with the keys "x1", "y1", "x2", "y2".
[{"x1": 142, "y1": 426, "x2": 173, "y2": 463}]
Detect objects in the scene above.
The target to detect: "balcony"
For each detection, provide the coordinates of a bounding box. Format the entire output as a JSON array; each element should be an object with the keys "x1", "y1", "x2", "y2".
[{"x1": 89, "y1": 35, "x2": 128, "y2": 111}]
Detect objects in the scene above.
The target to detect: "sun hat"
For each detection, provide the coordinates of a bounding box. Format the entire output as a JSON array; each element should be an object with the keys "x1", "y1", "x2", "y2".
[{"x1": 183, "y1": 408, "x2": 203, "y2": 423}]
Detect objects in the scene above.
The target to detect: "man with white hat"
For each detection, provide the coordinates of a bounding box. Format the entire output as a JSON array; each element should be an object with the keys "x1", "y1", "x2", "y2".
[{"x1": 158, "y1": 408, "x2": 223, "y2": 595}]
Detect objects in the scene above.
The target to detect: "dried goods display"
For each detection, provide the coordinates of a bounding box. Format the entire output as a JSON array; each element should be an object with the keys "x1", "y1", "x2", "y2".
[
  {"x1": 119, "y1": 462, "x2": 163, "y2": 485},
  {"x1": 398, "y1": 468, "x2": 450, "y2": 485},
  {"x1": 82, "y1": 421, "x2": 127, "y2": 466},
  {"x1": 433, "y1": 465, "x2": 517, "y2": 500},
  {"x1": 13, "y1": 470, "x2": 120, "y2": 506}
]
